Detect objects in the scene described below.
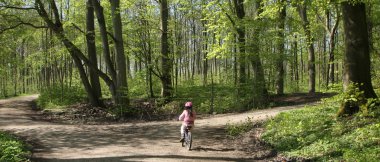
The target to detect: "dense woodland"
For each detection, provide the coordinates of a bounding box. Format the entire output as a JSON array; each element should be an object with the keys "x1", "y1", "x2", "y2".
[
  {"x1": 1, "y1": 1, "x2": 380, "y2": 161},
  {"x1": 0, "y1": 0, "x2": 379, "y2": 114}
]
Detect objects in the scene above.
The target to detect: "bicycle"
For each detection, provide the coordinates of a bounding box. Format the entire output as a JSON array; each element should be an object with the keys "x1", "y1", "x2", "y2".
[{"x1": 181, "y1": 125, "x2": 192, "y2": 150}]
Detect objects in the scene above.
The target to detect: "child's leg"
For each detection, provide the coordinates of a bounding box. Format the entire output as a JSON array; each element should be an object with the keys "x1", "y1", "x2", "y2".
[{"x1": 180, "y1": 124, "x2": 185, "y2": 136}]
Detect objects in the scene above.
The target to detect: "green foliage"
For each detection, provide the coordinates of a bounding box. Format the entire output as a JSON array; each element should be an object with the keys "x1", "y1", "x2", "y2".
[
  {"x1": 37, "y1": 83, "x2": 86, "y2": 109},
  {"x1": 338, "y1": 83, "x2": 373, "y2": 117},
  {"x1": 128, "y1": 71, "x2": 161, "y2": 98},
  {"x1": 0, "y1": 132, "x2": 31, "y2": 162},
  {"x1": 326, "y1": 83, "x2": 344, "y2": 93},
  {"x1": 175, "y1": 84, "x2": 239, "y2": 114},
  {"x1": 340, "y1": 123, "x2": 380, "y2": 161},
  {"x1": 262, "y1": 94, "x2": 380, "y2": 161},
  {"x1": 343, "y1": 84, "x2": 367, "y2": 106},
  {"x1": 363, "y1": 98, "x2": 380, "y2": 117},
  {"x1": 226, "y1": 117, "x2": 254, "y2": 137}
]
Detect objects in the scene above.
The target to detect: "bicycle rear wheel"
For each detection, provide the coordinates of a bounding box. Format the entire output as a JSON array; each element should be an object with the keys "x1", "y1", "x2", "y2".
[
  {"x1": 186, "y1": 132, "x2": 192, "y2": 150},
  {"x1": 181, "y1": 133, "x2": 185, "y2": 147}
]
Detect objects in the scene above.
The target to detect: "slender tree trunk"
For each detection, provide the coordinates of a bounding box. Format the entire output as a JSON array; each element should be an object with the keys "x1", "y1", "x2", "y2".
[
  {"x1": 250, "y1": 0, "x2": 268, "y2": 107},
  {"x1": 147, "y1": 31, "x2": 154, "y2": 98},
  {"x1": 294, "y1": 35, "x2": 299, "y2": 90},
  {"x1": 109, "y1": 0, "x2": 129, "y2": 107},
  {"x1": 233, "y1": 0, "x2": 246, "y2": 85},
  {"x1": 159, "y1": 0, "x2": 173, "y2": 101},
  {"x1": 13, "y1": 50, "x2": 18, "y2": 96},
  {"x1": 92, "y1": 0, "x2": 117, "y2": 101},
  {"x1": 86, "y1": 0, "x2": 103, "y2": 106},
  {"x1": 202, "y1": 21, "x2": 208, "y2": 86},
  {"x1": 21, "y1": 39, "x2": 26, "y2": 94},
  {"x1": 140, "y1": 14, "x2": 155, "y2": 98},
  {"x1": 325, "y1": 8, "x2": 340, "y2": 86},
  {"x1": 276, "y1": 0, "x2": 286, "y2": 95},
  {"x1": 233, "y1": 35, "x2": 237, "y2": 86},
  {"x1": 191, "y1": 18, "x2": 196, "y2": 80},
  {"x1": 298, "y1": 2, "x2": 316, "y2": 93}
]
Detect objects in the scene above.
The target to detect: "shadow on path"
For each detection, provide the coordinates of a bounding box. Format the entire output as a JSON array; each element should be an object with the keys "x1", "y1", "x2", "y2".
[
  {"x1": 1, "y1": 94, "x2": 334, "y2": 161},
  {"x1": 33, "y1": 154, "x2": 253, "y2": 162}
]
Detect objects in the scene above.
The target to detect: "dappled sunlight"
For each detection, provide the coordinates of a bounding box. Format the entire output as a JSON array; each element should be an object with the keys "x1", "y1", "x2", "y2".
[{"x1": 1, "y1": 95, "x2": 328, "y2": 161}]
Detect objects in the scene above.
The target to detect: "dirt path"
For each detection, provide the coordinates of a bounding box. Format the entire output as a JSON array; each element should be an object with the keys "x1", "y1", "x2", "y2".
[{"x1": 0, "y1": 95, "x2": 318, "y2": 162}]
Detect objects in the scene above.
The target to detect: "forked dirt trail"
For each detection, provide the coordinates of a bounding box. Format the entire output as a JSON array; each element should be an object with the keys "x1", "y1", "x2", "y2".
[{"x1": 0, "y1": 95, "x2": 319, "y2": 162}]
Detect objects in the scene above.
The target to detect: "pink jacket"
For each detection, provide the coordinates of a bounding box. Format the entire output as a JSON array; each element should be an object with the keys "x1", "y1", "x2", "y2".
[{"x1": 179, "y1": 109, "x2": 196, "y2": 125}]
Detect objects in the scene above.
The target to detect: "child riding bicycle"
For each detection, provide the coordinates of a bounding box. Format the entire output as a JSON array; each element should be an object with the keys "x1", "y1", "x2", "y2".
[{"x1": 178, "y1": 101, "x2": 196, "y2": 142}]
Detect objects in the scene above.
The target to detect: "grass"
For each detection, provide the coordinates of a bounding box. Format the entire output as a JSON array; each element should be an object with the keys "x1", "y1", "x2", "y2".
[
  {"x1": 0, "y1": 132, "x2": 31, "y2": 162},
  {"x1": 261, "y1": 94, "x2": 380, "y2": 161}
]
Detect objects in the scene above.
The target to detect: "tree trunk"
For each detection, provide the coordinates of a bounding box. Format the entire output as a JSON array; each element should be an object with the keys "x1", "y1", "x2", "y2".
[
  {"x1": 233, "y1": 0, "x2": 246, "y2": 85},
  {"x1": 341, "y1": 2, "x2": 377, "y2": 98},
  {"x1": 325, "y1": 7, "x2": 340, "y2": 87},
  {"x1": 21, "y1": 39, "x2": 26, "y2": 94},
  {"x1": 109, "y1": 0, "x2": 129, "y2": 107},
  {"x1": 366, "y1": 4, "x2": 374, "y2": 54},
  {"x1": 250, "y1": 0, "x2": 268, "y2": 107},
  {"x1": 159, "y1": 0, "x2": 173, "y2": 101},
  {"x1": 147, "y1": 29, "x2": 154, "y2": 98},
  {"x1": 13, "y1": 49, "x2": 18, "y2": 96},
  {"x1": 86, "y1": 0, "x2": 103, "y2": 106},
  {"x1": 92, "y1": 0, "x2": 117, "y2": 101},
  {"x1": 202, "y1": 21, "x2": 208, "y2": 86},
  {"x1": 275, "y1": 0, "x2": 286, "y2": 95},
  {"x1": 298, "y1": 2, "x2": 316, "y2": 93},
  {"x1": 294, "y1": 35, "x2": 299, "y2": 89}
]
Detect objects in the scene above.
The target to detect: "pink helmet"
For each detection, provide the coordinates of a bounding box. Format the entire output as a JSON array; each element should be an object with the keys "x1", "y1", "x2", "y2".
[{"x1": 185, "y1": 102, "x2": 192, "y2": 108}]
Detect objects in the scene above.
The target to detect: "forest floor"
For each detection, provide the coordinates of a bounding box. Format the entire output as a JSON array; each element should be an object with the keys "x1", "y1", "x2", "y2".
[{"x1": 0, "y1": 93, "x2": 334, "y2": 162}]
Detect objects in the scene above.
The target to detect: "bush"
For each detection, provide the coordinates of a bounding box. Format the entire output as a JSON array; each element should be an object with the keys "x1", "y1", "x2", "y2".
[
  {"x1": 337, "y1": 83, "x2": 367, "y2": 116},
  {"x1": 37, "y1": 83, "x2": 86, "y2": 109},
  {"x1": 0, "y1": 132, "x2": 31, "y2": 162}
]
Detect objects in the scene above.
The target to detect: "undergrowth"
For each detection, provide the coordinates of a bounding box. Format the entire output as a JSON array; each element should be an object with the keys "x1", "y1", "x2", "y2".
[
  {"x1": 262, "y1": 93, "x2": 380, "y2": 161},
  {"x1": 175, "y1": 84, "x2": 255, "y2": 114},
  {"x1": 0, "y1": 132, "x2": 31, "y2": 162},
  {"x1": 226, "y1": 117, "x2": 255, "y2": 137},
  {"x1": 36, "y1": 83, "x2": 86, "y2": 109}
]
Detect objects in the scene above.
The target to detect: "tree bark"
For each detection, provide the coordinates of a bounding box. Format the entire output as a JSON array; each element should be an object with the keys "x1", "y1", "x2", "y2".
[
  {"x1": 159, "y1": 0, "x2": 173, "y2": 101},
  {"x1": 250, "y1": 0, "x2": 268, "y2": 107},
  {"x1": 202, "y1": 21, "x2": 208, "y2": 86},
  {"x1": 341, "y1": 2, "x2": 377, "y2": 98},
  {"x1": 233, "y1": 0, "x2": 246, "y2": 84},
  {"x1": 91, "y1": 0, "x2": 117, "y2": 101},
  {"x1": 109, "y1": 0, "x2": 129, "y2": 107},
  {"x1": 275, "y1": 0, "x2": 286, "y2": 95},
  {"x1": 86, "y1": 0, "x2": 103, "y2": 106},
  {"x1": 298, "y1": 2, "x2": 316, "y2": 93}
]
